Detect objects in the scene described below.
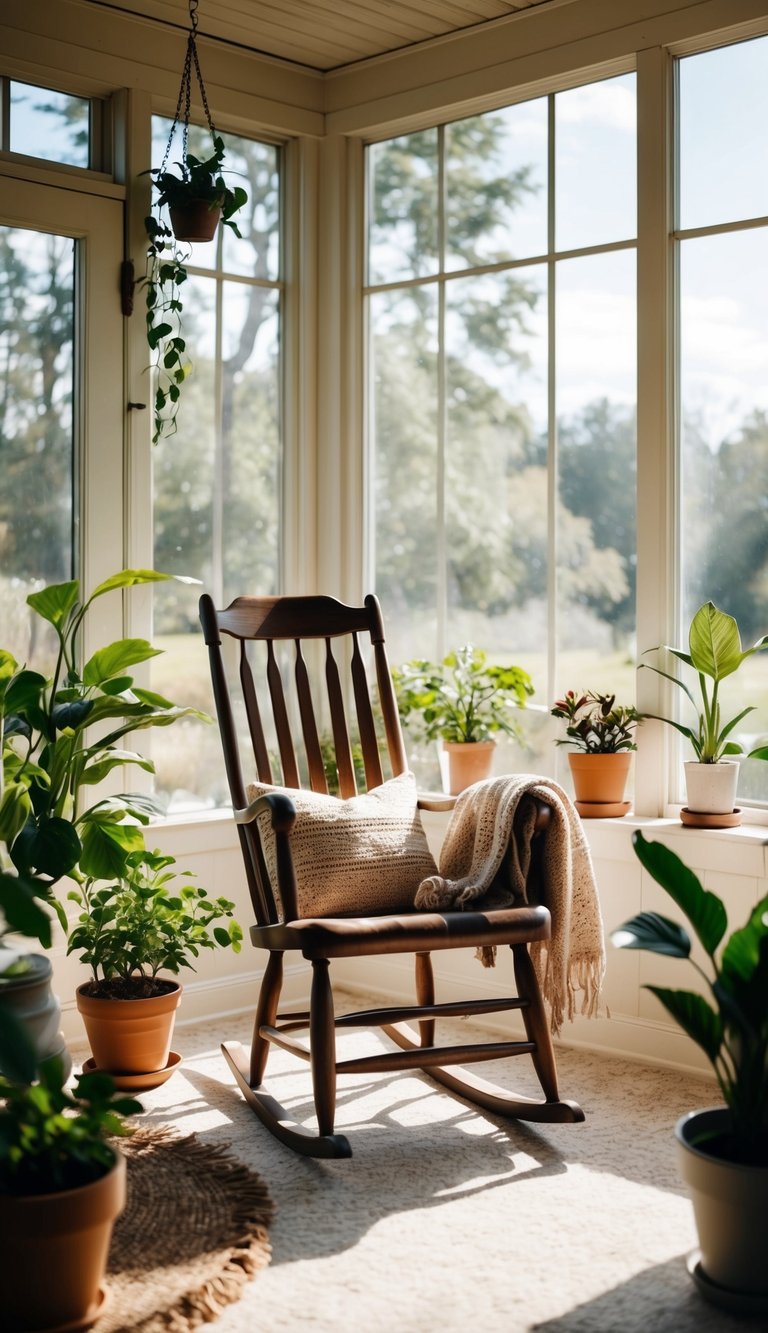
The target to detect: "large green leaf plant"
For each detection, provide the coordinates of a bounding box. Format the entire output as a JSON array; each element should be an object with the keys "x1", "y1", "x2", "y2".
[
  {"x1": 641, "y1": 601, "x2": 768, "y2": 763},
  {"x1": 0, "y1": 568, "x2": 207, "y2": 933},
  {"x1": 613, "y1": 831, "x2": 768, "y2": 1165}
]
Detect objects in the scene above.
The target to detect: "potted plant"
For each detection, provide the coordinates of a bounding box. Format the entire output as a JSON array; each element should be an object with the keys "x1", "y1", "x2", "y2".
[
  {"x1": 0, "y1": 1052, "x2": 141, "y2": 1331},
  {"x1": 550, "y1": 689, "x2": 642, "y2": 816},
  {"x1": 69, "y1": 848, "x2": 242, "y2": 1083},
  {"x1": 641, "y1": 601, "x2": 768, "y2": 825},
  {"x1": 613, "y1": 832, "x2": 768, "y2": 1309},
  {"x1": 392, "y1": 646, "x2": 534, "y2": 794},
  {"x1": 142, "y1": 136, "x2": 248, "y2": 443},
  {"x1": 148, "y1": 135, "x2": 248, "y2": 243}
]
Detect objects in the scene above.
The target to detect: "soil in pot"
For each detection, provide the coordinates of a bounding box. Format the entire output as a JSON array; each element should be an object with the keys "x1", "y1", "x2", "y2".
[{"x1": 76, "y1": 979, "x2": 181, "y2": 1076}]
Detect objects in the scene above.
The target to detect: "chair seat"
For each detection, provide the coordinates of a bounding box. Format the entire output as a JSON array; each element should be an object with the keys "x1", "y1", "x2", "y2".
[{"x1": 251, "y1": 903, "x2": 551, "y2": 959}]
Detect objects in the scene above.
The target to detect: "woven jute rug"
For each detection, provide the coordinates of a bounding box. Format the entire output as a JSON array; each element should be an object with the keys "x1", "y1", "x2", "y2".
[{"x1": 93, "y1": 1128, "x2": 274, "y2": 1333}]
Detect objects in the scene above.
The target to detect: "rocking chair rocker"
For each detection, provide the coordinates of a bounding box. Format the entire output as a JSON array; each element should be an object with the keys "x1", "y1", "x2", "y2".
[{"x1": 199, "y1": 591, "x2": 584, "y2": 1158}]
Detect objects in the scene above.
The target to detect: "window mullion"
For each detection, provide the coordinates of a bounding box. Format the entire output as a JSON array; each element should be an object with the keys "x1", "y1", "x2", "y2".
[
  {"x1": 635, "y1": 44, "x2": 676, "y2": 816},
  {"x1": 436, "y1": 122, "x2": 447, "y2": 658},
  {"x1": 546, "y1": 92, "x2": 557, "y2": 722}
]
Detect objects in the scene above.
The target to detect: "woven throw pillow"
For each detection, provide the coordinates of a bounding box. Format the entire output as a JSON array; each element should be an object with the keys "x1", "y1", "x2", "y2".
[{"x1": 246, "y1": 771, "x2": 437, "y2": 920}]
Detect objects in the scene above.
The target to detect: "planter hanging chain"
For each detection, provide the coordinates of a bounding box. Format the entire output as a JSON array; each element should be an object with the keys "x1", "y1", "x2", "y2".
[{"x1": 160, "y1": 0, "x2": 217, "y2": 175}]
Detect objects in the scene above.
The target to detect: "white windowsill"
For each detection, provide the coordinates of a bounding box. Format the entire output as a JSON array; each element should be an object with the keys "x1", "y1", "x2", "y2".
[{"x1": 153, "y1": 799, "x2": 768, "y2": 878}]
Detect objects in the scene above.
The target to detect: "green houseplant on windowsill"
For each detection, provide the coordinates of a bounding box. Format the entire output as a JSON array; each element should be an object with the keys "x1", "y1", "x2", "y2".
[
  {"x1": 613, "y1": 831, "x2": 768, "y2": 1306},
  {"x1": 392, "y1": 646, "x2": 534, "y2": 795},
  {"x1": 550, "y1": 689, "x2": 642, "y2": 817},
  {"x1": 641, "y1": 601, "x2": 768, "y2": 824}
]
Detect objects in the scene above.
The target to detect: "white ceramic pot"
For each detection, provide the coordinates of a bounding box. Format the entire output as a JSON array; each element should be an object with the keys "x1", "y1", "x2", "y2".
[
  {"x1": 683, "y1": 760, "x2": 739, "y2": 814},
  {"x1": 0, "y1": 952, "x2": 71, "y2": 1080},
  {"x1": 676, "y1": 1108, "x2": 768, "y2": 1302}
]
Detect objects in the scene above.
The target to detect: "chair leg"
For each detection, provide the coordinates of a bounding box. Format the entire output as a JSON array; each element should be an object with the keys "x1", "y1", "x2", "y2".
[
  {"x1": 249, "y1": 950, "x2": 284, "y2": 1085},
  {"x1": 222, "y1": 949, "x2": 351, "y2": 1159},
  {"x1": 511, "y1": 942, "x2": 568, "y2": 1105},
  {"x1": 415, "y1": 952, "x2": 435, "y2": 1047},
  {"x1": 310, "y1": 958, "x2": 337, "y2": 1138},
  {"x1": 384, "y1": 943, "x2": 584, "y2": 1125}
]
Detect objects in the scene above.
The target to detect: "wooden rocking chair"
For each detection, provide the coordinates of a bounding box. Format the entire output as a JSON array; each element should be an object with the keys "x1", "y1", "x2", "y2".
[{"x1": 199, "y1": 591, "x2": 584, "y2": 1158}]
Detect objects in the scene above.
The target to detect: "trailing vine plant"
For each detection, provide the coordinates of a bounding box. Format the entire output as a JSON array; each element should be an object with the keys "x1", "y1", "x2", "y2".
[
  {"x1": 142, "y1": 216, "x2": 189, "y2": 444},
  {"x1": 140, "y1": 0, "x2": 247, "y2": 443}
]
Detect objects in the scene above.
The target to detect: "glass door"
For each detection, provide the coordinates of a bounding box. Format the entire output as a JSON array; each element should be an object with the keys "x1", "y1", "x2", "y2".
[{"x1": 0, "y1": 179, "x2": 125, "y2": 663}]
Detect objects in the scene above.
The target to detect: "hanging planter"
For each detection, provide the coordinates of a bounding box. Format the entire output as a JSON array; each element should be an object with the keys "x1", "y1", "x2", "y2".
[{"x1": 140, "y1": 0, "x2": 248, "y2": 443}]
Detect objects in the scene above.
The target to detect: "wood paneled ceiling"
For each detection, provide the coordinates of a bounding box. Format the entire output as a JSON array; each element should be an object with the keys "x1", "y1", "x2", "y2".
[{"x1": 86, "y1": 0, "x2": 569, "y2": 73}]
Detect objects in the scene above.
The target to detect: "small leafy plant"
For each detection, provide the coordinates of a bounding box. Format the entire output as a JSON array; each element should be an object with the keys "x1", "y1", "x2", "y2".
[
  {"x1": 551, "y1": 690, "x2": 641, "y2": 754},
  {"x1": 0, "y1": 1056, "x2": 141, "y2": 1195},
  {"x1": 613, "y1": 831, "x2": 768, "y2": 1166},
  {"x1": 641, "y1": 601, "x2": 768, "y2": 763},
  {"x1": 393, "y1": 646, "x2": 534, "y2": 744},
  {"x1": 68, "y1": 848, "x2": 242, "y2": 999}
]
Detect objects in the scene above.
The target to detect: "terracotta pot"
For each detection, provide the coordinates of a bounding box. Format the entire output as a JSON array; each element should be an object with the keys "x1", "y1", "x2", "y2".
[
  {"x1": 169, "y1": 200, "x2": 221, "y2": 242},
  {"x1": 676, "y1": 1108, "x2": 768, "y2": 1303},
  {"x1": 684, "y1": 760, "x2": 740, "y2": 816},
  {"x1": 0, "y1": 1150, "x2": 126, "y2": 1330},
  {"x1": 442, "y1": 740, "x2": 496, "y2": 795},
  {"x1": 76, "y1": 981, "x2": 181, "y2": 1074},
  {"x1": 567, "y1": 751, "x2": 632, "y2": 815},
  {"x1": 0, "y1": 951, "x2": 71, "y2": 1080}
]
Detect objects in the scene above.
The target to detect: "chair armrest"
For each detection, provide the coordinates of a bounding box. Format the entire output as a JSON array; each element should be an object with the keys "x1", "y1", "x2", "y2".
[
  {"x1": 417, "y1": 795, "x2": 457, "y2": 813},
  {"x1": 234, "y1": 790, "x2": 296, "y2": 830}
]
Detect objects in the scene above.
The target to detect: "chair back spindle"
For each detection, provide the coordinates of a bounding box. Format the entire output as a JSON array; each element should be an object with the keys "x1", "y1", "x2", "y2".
[{"x1": 199, "y1": 592, "x2": 409, "y2": 925}]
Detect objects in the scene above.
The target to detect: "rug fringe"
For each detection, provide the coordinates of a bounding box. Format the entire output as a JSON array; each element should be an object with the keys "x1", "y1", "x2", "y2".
[{"x1": 111, "y1": 1128, "x2": 274, "y2": 1333}]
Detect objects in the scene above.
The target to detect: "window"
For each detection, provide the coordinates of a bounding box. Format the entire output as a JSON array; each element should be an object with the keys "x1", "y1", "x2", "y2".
[
  {"x1": 366, "y1": 76, "x2": 637, "y2": 789},
  {"x1": 0, "y1": 225, "x2": 75, "y2": 666},
  {"x1": 677, "y1": 36, "x2": 768, "y2": 805},
  {"x1": 2, "y1": 79, "x2": 103, "y2": 170},
  {"x1": 149, "y1": 120, "x2": 283, "y2": 812},
  {"x1": 0, "y1": 178, "x2": 125, "y2": 673}
]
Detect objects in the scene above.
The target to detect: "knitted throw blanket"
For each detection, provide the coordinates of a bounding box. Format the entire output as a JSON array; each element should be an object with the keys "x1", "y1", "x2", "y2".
[{"x1": 415, "y1": 774, "x2": 605, "y2": 1034}]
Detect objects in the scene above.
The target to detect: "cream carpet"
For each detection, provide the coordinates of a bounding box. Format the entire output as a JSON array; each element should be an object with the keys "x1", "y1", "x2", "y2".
[{"x1": 73, "y1": 993, "x2": 749, "y2": 1333}]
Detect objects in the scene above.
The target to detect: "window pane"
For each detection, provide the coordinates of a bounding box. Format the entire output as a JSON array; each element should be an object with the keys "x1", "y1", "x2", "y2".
[
  {"x1": 150, "y1": 120, "x2": 282, "y2": 812},
  {"x1": 679, "y1": 228, "x2": 768, "y2": 802},
  {"x1": 0, "y1": 226, "x2": 75, "y2": 665},
  {"x1": 10, "y1": 82, "x2": 90, "y2": 167},
  {"x1": 679, "y1": 38, "x2": 768, "y2": 232},
  {"x1": 445, "y1": 101, "x2": 547, "y2": 269},
  {"x1": 444, "y1": 267, "x2": 547, "y2": 642},
  {"x1": 555, "y1": 74, "x2": 636, "y2": 252},
  {"x1": 556, "y1": 249, "x2": 637, "y2": 725},
  {"x1": 370, "y1": 285, "x2": 439, "y2": 662},
  {"x1": 367, "y1": 130, "x2": 439, "y2": 284}
]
